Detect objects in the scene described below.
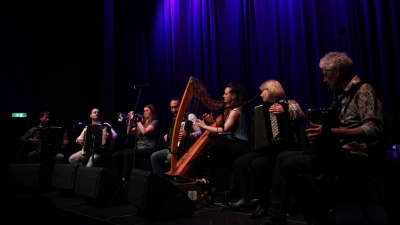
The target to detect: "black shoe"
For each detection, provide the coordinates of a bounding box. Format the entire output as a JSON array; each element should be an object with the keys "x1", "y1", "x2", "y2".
[
  {"x1": 259, "y1": 217, "x2": 287, "y2": 225},
  {"x1": 227, "y1": 197, "x2": 253, "y2": 210},
  {"x1": 249, "y1": 204, "x2": 268, "y2": 219}
]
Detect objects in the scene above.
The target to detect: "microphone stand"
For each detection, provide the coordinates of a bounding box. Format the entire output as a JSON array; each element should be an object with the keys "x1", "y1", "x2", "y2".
[
  {"x1": 335, "y1": 31, "x2": 345, "y2": 51},
  {"x1": 333, "y1": 29, "x2": 346, "y2": 101},
  {"x1": 132, "y1": 89, "x2": 143, "y2": 169},
  {"x1": 91, "y1": 132, "x2": 95, "y2": 164}
]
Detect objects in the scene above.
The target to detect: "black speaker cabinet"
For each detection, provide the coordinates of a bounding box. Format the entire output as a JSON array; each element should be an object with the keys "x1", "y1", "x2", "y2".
[
  {"x1": 74, "y1": 167, "x2": 127, "y2": 207},
  {"x1": 51, "y1": 164, "x2": 79, "y2": 194},
  {"x1": 127, "y1": 168, "x2": 196, "y2": 221},
  {"x1": 8, "y1": 163, "x2": 52, "y2": 190}
]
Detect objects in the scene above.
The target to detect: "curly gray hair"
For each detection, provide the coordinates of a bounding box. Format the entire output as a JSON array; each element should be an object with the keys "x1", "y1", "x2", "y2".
[{"x1": 319, "y1": 52, "x2": 354, "y2": 79}]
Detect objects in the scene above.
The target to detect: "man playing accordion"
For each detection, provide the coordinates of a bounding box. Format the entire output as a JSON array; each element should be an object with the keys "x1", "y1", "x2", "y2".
[
  {"x1": 261, "y1": 52, "x2": 384, "y2": 225},
  {"x1": 69, "y1": 108, "x2": 118, "y2": 167}
]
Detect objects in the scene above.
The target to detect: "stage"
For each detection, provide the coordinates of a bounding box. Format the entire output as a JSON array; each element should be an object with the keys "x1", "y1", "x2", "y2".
[{"x1": 2, "y1": 149, "x2": 399, "y2": 225}]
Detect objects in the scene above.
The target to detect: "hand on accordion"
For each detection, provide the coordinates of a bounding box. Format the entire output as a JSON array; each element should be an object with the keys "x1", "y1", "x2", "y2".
[
  {"x1": 103, "y1": 131, "x2": 110, "y2": 140},
  {"x1": 269, "y1": 103, "x2": 284, "y2": 114},
  {"x1": 178, "y1": 130, "x2": 187, "y2": 140},
  {"x1": 29, "y1": 137, "x2": 40, "y2": 144},
  {"x1": 305, "y1": 122, "x2": 323, "y2": 145},
  {"x1": 76, "y1": 138, "x2": 84, "y2": 145}
]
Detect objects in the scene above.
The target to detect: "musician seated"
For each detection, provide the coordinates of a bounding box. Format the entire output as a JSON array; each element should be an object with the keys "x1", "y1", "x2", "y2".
[
  {"x1": 19, "y1": 111, "x2": 69, "y2": 165},
  {"x1": 69, "y1": 108, "x2": 118, "y2": 167},
  {"x1": 151, "y1": 98, "x2": 202, "y2": 177},
  {"x1": 111, "y1": 104, "x2": 159, "y2": 183},
  {"x1": 227, "y1": 80, "x2": 306, "y2": 218},
  {"x1": 260, "y1": 52, "x2": 384, "y2": 225},
  {"x1": 193, "y1": 82, "x2": 251, "y2": 200}
]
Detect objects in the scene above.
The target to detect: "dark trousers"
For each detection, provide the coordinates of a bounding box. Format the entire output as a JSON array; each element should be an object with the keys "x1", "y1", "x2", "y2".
[
  {"x1": 268, "y1": 150, "x2": 377, "y2": 224},
  {"x1": 111, "y1": 148, "x2": 154, "y2": 181},
  {"x1": 199, "y1": 138, "x2": 251, "y2": 190},
  {"x1": 231, "y1": 151, "x2": 275, "y2": 205},
  {"x1": 232, "y1": 142, "x2": 299, "y2": 206}
]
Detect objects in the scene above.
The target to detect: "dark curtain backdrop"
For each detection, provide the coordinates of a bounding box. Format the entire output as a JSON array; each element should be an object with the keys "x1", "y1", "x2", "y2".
[
  {"x1": 1, "y1": 0, "x2": 399, "y2": 152},
  {"x1": 0, "y1": 1, "x2": 104, "y2": 177},
  {"x1": 111, "y1": 0, "x2": 400, "y2": 145}
]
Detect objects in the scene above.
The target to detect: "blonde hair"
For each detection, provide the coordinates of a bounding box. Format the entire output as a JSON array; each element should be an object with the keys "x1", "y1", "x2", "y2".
[{"x1": 259, "y1": 80, "x2": 286, "y2": 101}]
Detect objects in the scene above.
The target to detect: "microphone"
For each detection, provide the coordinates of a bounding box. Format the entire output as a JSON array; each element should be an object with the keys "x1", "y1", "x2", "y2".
[
  {"x1": 338, "y1": 28, "x2": 347, "y2": 35},
  {"x1": 134, "y1": 84, "x2": 151, "y2": 90},
  {"x1": 241, "y1": 94, "x2": 262, "y2": 108},
  {"x1": 247, "y1": 95, "x2": 262, "y2": 103}
]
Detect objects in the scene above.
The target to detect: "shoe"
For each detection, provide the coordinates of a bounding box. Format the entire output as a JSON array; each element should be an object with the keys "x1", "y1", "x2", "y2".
[
  {"x1": 249, "y1": 204, "x2": 268, "y2": 219},
  {"x1": 227, "y1": 197, "x2": 253, "y2": 210},
  {"x1": 196, "y1": 178, "x2": 216, "y2": 203},
  {"x1": 259, "y1": 217, "x2": 287, "y2": 225}
]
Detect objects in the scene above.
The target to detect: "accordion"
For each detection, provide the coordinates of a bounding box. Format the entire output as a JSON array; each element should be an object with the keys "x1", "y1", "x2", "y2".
[
  {"x1": 165, "y1": 117, "x2": 194, "y2": 160},
  {"x1": 306, "y1": 108, "x2": 339, "y2": 131},
  {"x1": 306, "y1": 108, "x2": 340, "y2": 158},
  {"x1": 34, "y1": 127, "x2": 64, "y2": 154},
  {"x1": 252, "y1": 101, "x2": 294, "y2": 151},
  {"x1": 82, "y1": 124, "x2": 112, "y2": 154}
]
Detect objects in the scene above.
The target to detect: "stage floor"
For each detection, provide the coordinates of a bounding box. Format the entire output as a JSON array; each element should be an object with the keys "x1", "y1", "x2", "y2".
[
  {"x1": 2, "y1": 149, "x2": 399, "y2": 225},
  {"x1": 1, "y1": 186, "x2": 390, "y2": 225}
]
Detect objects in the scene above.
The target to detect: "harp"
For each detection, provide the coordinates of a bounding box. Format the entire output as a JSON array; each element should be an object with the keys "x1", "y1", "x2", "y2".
[{"x1": 165, "y1": 77, "x2": 224, "y2": 181}]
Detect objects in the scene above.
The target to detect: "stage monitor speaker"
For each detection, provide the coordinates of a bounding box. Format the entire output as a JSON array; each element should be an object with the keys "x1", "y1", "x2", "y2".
[
  {"x1": 127, "y1": 168, "x2": 196, "y2": 221},
  {"x1": 51, "y1": 164, "x2": 79, "y2": 194},
  {"x1": 74, "y1": 167, "x2": 127, "y2": 207},
  {"x1": 8, "y1": 163, "x2": 52, "y2": 190}
]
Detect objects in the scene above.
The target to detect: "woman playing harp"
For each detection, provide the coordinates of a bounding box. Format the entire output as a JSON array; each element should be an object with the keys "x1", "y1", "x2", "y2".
[
  {"x1": 193, "y1": 82, "x2": 251, "y2": 195},
  {"x1": 166, "y1": 77, "x2": 251, "y2": 187}
]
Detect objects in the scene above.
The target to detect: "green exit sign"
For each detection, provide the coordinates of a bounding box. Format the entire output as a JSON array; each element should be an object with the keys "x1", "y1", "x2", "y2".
[{"x1": 12, "y1": 113, "x2": 27, "y2": 118}]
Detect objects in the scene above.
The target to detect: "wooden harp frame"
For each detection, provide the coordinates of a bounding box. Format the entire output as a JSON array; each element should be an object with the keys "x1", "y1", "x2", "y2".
[{"x1": 166, "y1": 76, "x2": 224, "y2": 181}]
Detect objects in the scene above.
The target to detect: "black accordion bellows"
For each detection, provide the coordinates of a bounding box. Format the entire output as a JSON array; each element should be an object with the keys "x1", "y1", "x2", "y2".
[
  {"x1": 82, "y1": 124, "x2": 112, "y2": 153},
  {"x1": 305, "y1": 108, "x2": 340, "y2": 159},
  {"x1": 252, "y1": 101, "x2": 294, "y2": 151}
]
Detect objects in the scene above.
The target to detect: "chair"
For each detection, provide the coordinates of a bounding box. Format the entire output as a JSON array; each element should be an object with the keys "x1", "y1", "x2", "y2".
[
  {"x1": 310, "y1": 108, "x2": 393, "y2": 223},
  {"x1": 313, "y1": 113, "x2": 392, "y2": 224},
  {"x1": 314, "y1": 167, "x2": 386, "y2": 225},
  {"x1": 133, "y1": 136, "x2": 161, "y2": 172}
]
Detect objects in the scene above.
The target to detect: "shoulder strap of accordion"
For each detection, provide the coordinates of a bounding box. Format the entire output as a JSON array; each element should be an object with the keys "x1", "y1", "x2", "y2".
[{"x1": 167, "y1": 76, "x2": 224, "y2": 180}]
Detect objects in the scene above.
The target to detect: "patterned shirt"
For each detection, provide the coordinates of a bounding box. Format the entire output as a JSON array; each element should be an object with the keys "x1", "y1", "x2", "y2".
[
  {"x1": 338, "y1": 76, "x2": 383, "y2": 156},
  {"x1": 286, "y1": 99, "x2": 307, "y2": 144}
]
